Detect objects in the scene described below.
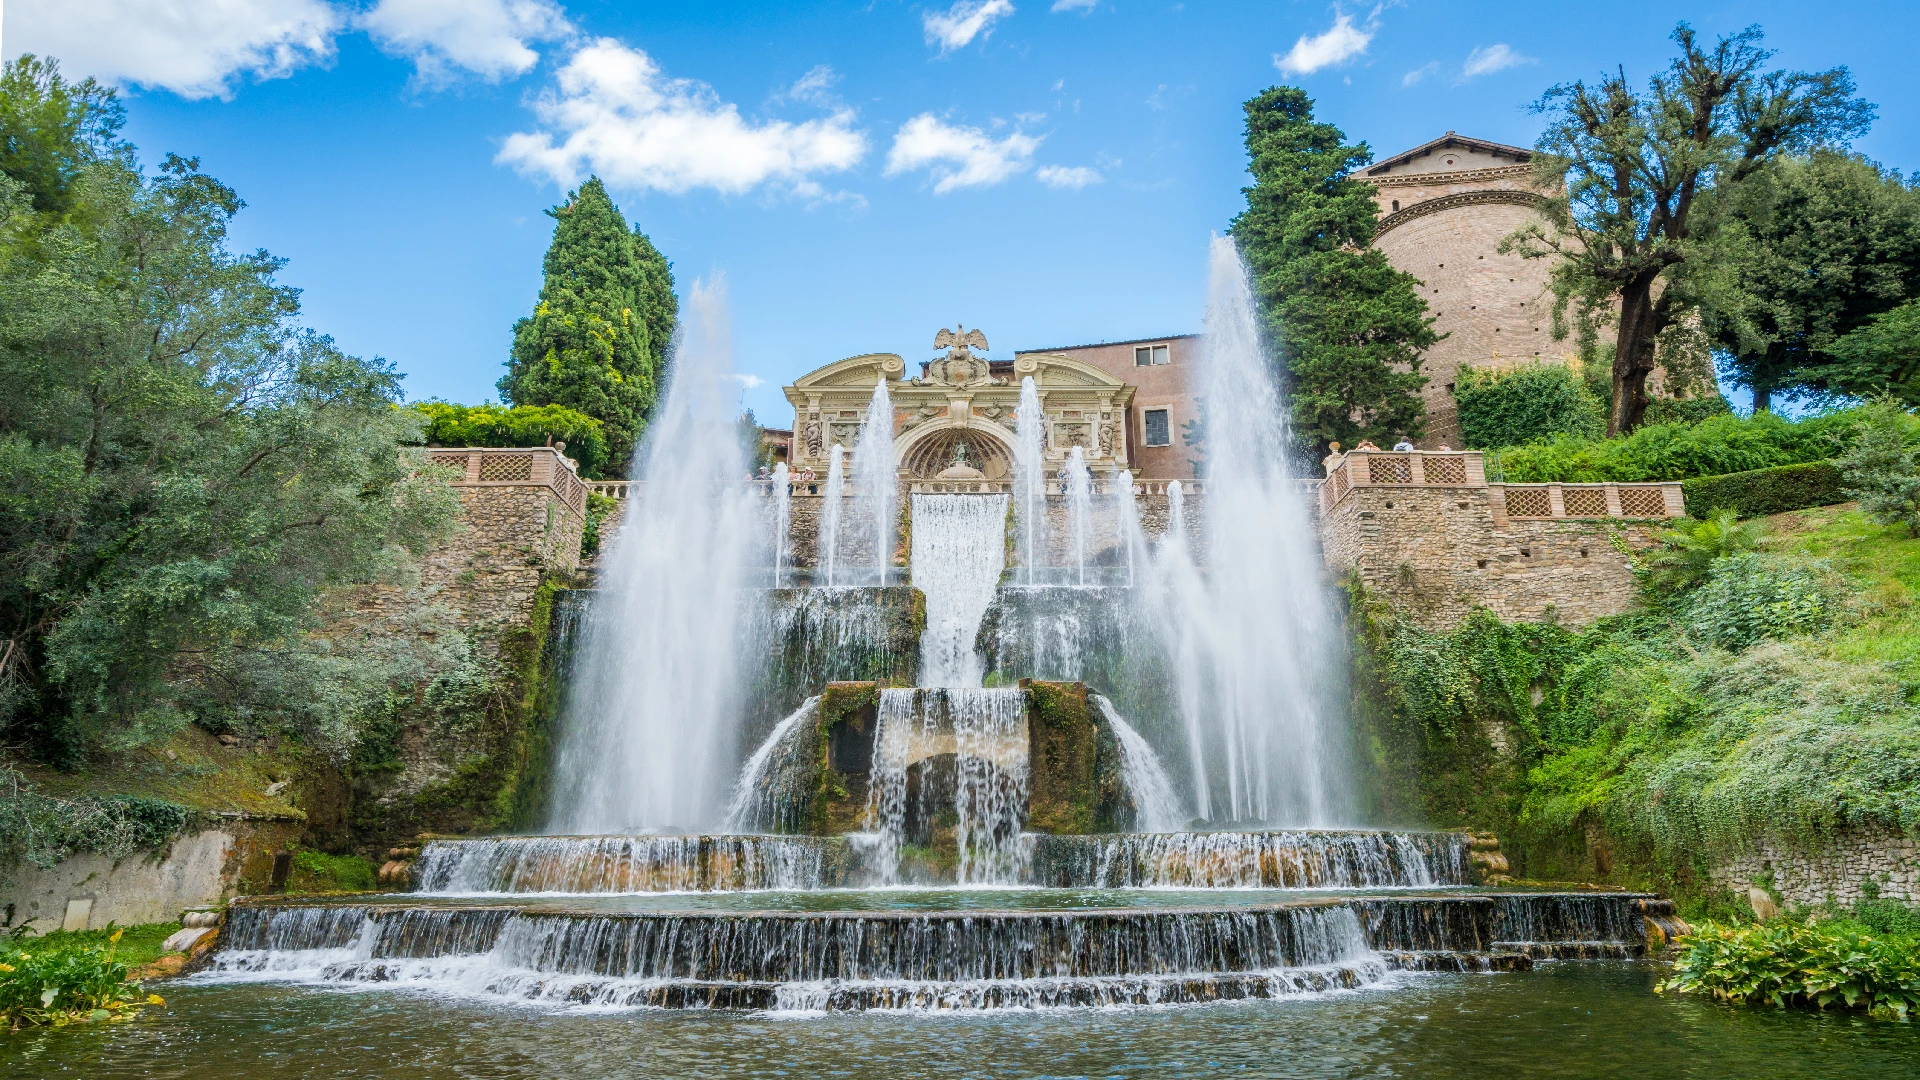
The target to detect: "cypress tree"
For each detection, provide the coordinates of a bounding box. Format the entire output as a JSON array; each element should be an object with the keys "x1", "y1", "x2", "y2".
[
  {"x1": 500, "y1": 177, "x2": 677, "y2": 475},
  {"x1": 1229, "y1": 86, "x2": 1436, "y2": 453}
]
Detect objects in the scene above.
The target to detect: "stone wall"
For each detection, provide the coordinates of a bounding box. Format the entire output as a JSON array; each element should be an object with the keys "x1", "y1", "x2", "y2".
[
  {"x1": 3, "y1": 817, "x2": 302, "y2": 933},
  {"x1": 1711, "y1": 830, "x2": 1920, "y2": 906},
  {"x1": 1320, "y1": 450, "x2": 1680, "y2": 630}
]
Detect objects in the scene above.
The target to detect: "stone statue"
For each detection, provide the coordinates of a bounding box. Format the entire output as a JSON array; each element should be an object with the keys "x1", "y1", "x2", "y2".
[
  {"x1": 934, "y1": 324, "x2": 989, "y2": 361},
  {"x1": 915, "y1": 324, "x2": 1005, "y2": 388},
  {"x1": 804, "y1": 414, "x2": 822, "y2": 457},
  {"x1": 1097, "y1": 417, "x2": 1114, "y2": 457}
]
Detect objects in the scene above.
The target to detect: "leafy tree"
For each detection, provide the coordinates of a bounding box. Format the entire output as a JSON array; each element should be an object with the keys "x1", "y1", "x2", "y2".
[
  {"x1": 0, "y1": 71, "x2": 463, "y2": 765},
  {"x1": 1838, "y1": 403, "x2": 1920, "y2": 536},
  {"x1": 500, "y1": 178, "x2": 676, "y2": 476},
  {"x1": 1229, "y1": 86, "x2": 1437, "y2": 454},
  {"x1": 1453, "y1": 362, "x2": 1606, "y2": 449},
  {"x1": 413, "y1": 400, "x2": 609, "y2": 478},
  {"x1": 0, "y1": 57, "x2": 127, "y2": 214},
  {"x1": 1507, "y1": 23, "x2": 1873, "y2": 435},
  {"x1": 1708, "y1": 152, "x2": 1920, "y2": 411},
  {"x1": 1824, "y1": 299, "x2": 1920, "y2": 406}
]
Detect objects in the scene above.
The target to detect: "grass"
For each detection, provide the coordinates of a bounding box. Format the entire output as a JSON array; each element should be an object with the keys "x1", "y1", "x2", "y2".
[
  {"x1": 1763, "y1": 503, "x2": 1920, "y2": 672},
  {"x1": 13, "y1": 922, "x2": 184, "y2": 968},
  {"x1": 285, "y1": 848, "x2": 377, "y2": 893},
  {"x1": 12, "y1": 724, "x2": 305, "y2": 820}
]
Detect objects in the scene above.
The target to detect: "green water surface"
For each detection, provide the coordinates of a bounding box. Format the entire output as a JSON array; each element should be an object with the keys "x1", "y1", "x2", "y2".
[{"x1": 2, "y1": 964, "x2": 1911, "y2": 1079}]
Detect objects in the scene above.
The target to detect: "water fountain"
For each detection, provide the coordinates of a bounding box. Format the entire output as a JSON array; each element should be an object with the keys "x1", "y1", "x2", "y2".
[{"x1": 203, "y1": 249, "x2": 1673, "y2": 1015}]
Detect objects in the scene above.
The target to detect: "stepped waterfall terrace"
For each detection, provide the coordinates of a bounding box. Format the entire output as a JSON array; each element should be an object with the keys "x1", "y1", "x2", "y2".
[{"x1": 188, "y1": 490, "x2": 1695, "y2": 1018}]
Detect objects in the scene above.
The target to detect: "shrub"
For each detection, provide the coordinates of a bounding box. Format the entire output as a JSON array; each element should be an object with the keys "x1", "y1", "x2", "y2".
[
  {"x1": 1680, "y1": 553, "x2": 1838, "y2": 651},
  {"x1": 1496, "y1": 408, "x2": 1880, "y2": 483},
  {"x1": 1643, "y1": 395, "x2": 1735, "y2": 426},
  {"x1": 0, "y1": 928, "x2": 162, "y2": 1028},
  {"x1": 1839, "y1": 404, "x2": 1920, "y2": 537},
  {"x1": 581, "y1": 490, "x2": 619, "y2": 561},
  {"x1": 1454, "y1": 362, "x2": 1605, "y2": 449},
  {"x1": 1659, "y1": 918, "x2": 1920, "y2": 1019},
  {"x1": 1682, "y1": 461, "x2": 1848, "y2": 518},
  {"x1": 413, "y1": 400, "x2": 609, "y2": 478},
  {"x1": 1644, "y1": 508, "x2": 1767, "y2": 596},
  {"x1": 0, "y1": 768, "x2": 192, "y2": 883}
]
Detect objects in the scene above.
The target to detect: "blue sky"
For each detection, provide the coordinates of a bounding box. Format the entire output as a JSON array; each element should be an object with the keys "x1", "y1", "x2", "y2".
[{"x1": 8, "y1": 1, "x2": 1918, "y2": 425}]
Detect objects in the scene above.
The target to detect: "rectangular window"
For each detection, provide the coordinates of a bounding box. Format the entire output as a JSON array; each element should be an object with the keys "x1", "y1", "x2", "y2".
[
  {"x1": 1134, "y1": 344, "x2": 1171, "y2": 366},
  {"x1": 1143, "y1": 408, "x2": 1171, "y2": 447}
]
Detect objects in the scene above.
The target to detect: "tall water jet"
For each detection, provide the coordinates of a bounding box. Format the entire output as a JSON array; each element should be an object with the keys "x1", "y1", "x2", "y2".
[
  {"x1": 1116, "y1": 469, "x2": 1141, "y2": 589},
  {"x1": 1013, "y1": 375, "x2": 1046, "y2": 585},
  {"x1": 1064, "y1": 446, "x2": 1092, "y2": 587},
  {"x1": 913, "y1": 493, "x2": 1010, "y2": 687},
  {"x1": 852, "y1": 378, "x2": 897, "y2": 585},
  {"x1": 549, "y1": 278, "x2": 758, "y2": 833},
  {"x1": 820, "y1": 444, "x2": 846, "y2": 586},
  {"x1": 770, "y1": 462, "x2": 791, "y2": 587},
  {"x1": 1156, "y1": 236, "x2": 1352, "y2": 825}
]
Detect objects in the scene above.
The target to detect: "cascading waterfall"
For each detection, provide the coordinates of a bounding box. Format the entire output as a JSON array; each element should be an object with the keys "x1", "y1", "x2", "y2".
[
  {"x1": 852, "y1": 378, "x2": 897, "y2": 585},
  {"x1": 1013, "y1": 375, "x2": 1046, "y2": 585},
  {"x1": 770, "y1": 462, "x2": 790, "y2": 587},
  {"x1": 725, "y1": 697, "x2": 821, "y2": 832},
  {"x1": 1093, "y1": 695, "x2": 1185, "y2": 832},
  {"x1": 547, "y1": 278, "x2": 756, "y2": 833},
  {"x1": 1025, "y1": 830, "x2": 1471, "y2": 890},
  {"x1": 863, "y1": 688, "x2": 1028, "y2": 884},
  {"x1": 412, "y1": 834, "x2": 846, "y2": 894},
  {"x1": 1064, "y1": 446, "x2": 1092, "y2": 586},
  {"x1": 820, "y1": 444, "x2": 846, "y2": 586},
  {"x1": 1148, "y1": 236, "x2": 1353, "y2": 825},
  {"x1": 912, "y1": 493, "x2": 1009, "y2": 687}
]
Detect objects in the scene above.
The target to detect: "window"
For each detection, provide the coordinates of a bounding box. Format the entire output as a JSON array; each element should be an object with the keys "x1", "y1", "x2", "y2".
[
  {"x1": 1134, "y1": 344, "x2": 1170, "y2": 366},
  {"x1": 1391, "y1": 199, "x2": 1399, "y2": 211},
  {"x1": 1143, "y1": 408, "x2": 1171, "y2": 447}
]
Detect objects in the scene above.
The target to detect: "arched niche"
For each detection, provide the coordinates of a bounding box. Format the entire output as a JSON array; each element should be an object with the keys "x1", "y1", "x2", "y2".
[{"x1": 895, "y1": 421, "x2": 1016, "y2": 480}]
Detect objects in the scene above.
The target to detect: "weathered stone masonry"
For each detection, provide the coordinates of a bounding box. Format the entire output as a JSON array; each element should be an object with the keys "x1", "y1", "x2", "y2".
[{"x1": 1319, "y1": 449, "x2": 1682, "y2": 630}]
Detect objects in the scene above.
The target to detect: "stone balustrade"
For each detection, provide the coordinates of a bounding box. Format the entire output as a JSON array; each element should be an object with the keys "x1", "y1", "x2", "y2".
[
  {"x1": 1321, "y1": 449, "x2": 1682, "y2": 521},
  {"x1": 426, "y1": 446, "x2": 589, "y2": 518}
]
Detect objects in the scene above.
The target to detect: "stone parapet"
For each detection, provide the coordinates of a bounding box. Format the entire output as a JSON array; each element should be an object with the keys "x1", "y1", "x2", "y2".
[
  {"x1": 1712, "y1": 830, "x2": 1920, "y2": 906},
  {"x1": 1320, "y1": 450, "x2": 1679, "y2": 629}
]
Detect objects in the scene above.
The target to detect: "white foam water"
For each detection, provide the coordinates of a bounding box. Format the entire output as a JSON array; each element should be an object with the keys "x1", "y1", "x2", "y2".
[
  {"x1": 863, "y1": 687, "x2": 1029, "y2": 884},
  {"x1": 911, "y1": 493, "x2": 1009, "y2": 687},
  {"x1": 1093, "y1": 695, "x2": 1186, "y2": 832}
]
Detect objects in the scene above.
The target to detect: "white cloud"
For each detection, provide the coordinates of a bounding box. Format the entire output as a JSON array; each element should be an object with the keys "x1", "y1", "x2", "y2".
[
  {"x1": 7, "y1": 0, "x2": 341, "y2": 100},
  {"x1": 1036, "y1": 165, "x2": 1101, "y2": 189},
  {"x1": 730, "y1": 373, "x2": 766, "y2": 390},
  {"x1": 1461, "y1": 43, "x2": 1533, "y2": 79},
  {"x1": 923, "y1": 0, "x2": 1015, "y2": 54},
  {"x1": 1051, "y1": 0, "x2": 1098, "y2": 11},
  {"x1": 885, "y1": 114, "x2": 1040, "y2": 194},
  {"x1": 783, "y1": 64, "x2": 839, "y2": 106},
  {"x1": 361, "y1": 0, "x2": 573, "y2": 84},
  {"x1": 1402, "y1": 61, "x2": 1439, "y2": 87},
  {"x1": 497, "y1": 39, "x2": 869, "y2": 196},
  {"x1": 1272, "y1": 12, "x2": 1373, "y2": 76}
]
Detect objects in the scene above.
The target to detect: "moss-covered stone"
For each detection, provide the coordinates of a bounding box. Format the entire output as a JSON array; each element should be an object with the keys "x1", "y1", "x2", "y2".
[
  {"x1": 810, "y1": 681, "x2": 881, "y2": 835},
  {"x1": 1024, "y1": 680, "x2": 1129, "y2": 834}
]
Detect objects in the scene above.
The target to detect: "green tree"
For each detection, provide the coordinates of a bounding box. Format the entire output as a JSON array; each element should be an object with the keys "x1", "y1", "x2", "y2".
[
  {"x1": 1229, "y1": 87, "x2": 1437, "y2": 454},
  {"x1": 0, "y1": 71, "x2": 463, "y2": 765},
  {"x1": 500, "y1": 178, "x2": 676, "y2": 476},
  {"x1": 413, "y1": 400, "x2": 609, "y2": 478},
  {"x1": 1507, "y1": 23, "x2": 1872, "y2": 435},
  {"x1": 1707, "y1": 152, "x2": 1920, "y2": 411},
  {"x1": 0, "y1": 57, "x2": 127, "y2": 214},
  {"x1": 1823, "y1": 299, "x2": 1920, "y2": 406},
  {"x1": 1453, "y1": 362, "x2": 1606, "y2": 449},
  {"x1": 1838, "y1": 403, "x2": 1920, "y2": 536}
]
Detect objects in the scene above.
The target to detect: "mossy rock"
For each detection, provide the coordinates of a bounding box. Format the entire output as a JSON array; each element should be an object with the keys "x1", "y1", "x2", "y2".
[
  {"x1": 809, "y1": 681, "x2": 882, "y2": 835},
  {"x1": 1024, "y1": 680, "x2": 1129, "y2": 834}
]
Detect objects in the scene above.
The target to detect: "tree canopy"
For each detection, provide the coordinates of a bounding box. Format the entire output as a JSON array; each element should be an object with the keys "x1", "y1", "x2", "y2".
[
  {"x1": 1707, "y1": 152, "x2": 1920, "y2": 411},
  {"x1": 499, "y1": 178, "x2": 676, "y2": 476},
  {"x1": 1507, "y1": 23, "x2": 1873, "y2": 434},
  {"x1": 0, "y1": 57, "x2": 463, "y2": 766},
  {"x1": 1229, "y1": 86, "x2": 1437, "y2": 454}
]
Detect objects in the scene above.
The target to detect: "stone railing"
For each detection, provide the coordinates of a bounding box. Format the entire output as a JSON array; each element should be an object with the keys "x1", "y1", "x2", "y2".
[
  {"x1": 1322, "y1": 449, "x2": 1681, "y2": 519},
  {"x1": 585, "y1": 477, "x2": 1224, "y2": 499},
  {"x1": 426, "y1": 446, "x2": 587, "y2": 518}
]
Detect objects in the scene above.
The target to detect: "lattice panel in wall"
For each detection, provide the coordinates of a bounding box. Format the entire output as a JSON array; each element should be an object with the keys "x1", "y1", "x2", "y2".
[
  {"x1": 1618, "y1": 486, "x2": 1668, "y2": 517},
  {"x1": 1422, "y1": 456, "x2": 1467, "y2": 485},
  {"x1": 1369, "y1": 455, "x2": 1412, "y2": 483},
  {"x1": 1562, "y1": 488, "x2": 1609, "y2": 516},
  {"x1": 479, "y1": 453, "x2": 534, "y2": 482},
  {"x1": 1505, "y1": 487, "x2": 1551, "y2": 517},
  {"x1": 1332, "y1": 463, "x2": 1350, "y2": 500}
]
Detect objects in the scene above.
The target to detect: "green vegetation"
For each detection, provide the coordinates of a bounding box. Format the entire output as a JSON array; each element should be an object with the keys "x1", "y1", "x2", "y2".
[
  {"x1": 580, "y1": 490, "x2": 619, "y2": 561},
  {"x1": 0, "y1": 927, "x2": 162, "y2": 1028},
  {"x1": 285, "y1": 847, "x2": 377, "y2": 893},
  {"x1": 1683, "y1": 462, "x2": 1847, "y2": 518},
  {"x1": 13, "y1": 922, "x2": 180, "y2": 968},
  {"x1": 1229, "y1": 86, "x2": 1437, "y2": 453},
  {"x1": 0, "y1": 56, "x2": 468, "y2": 769},
  {"x1": 1454, "y1": 362, "x2": 1606, "y2": 450},
  {"x1": 414, "y1": 400, "x2": 610, "y2": 479},
  {"x1": 1025, "y1": 681, "x2": 1126, "y2": 835},
  {"x1": 1492, "y1": 407, "x2": 1901, "y2": 483},
  {"x1": 1353, "y1": 500, "x2": 1920, "y2": 906},
  {"x1": 1506, "y1": 23, "x2": 1871, "y2": 433},
  {"x1": 1660, "y1": 914, "x2": 1920, "y2": 1019},
  {"x1": 0, "y1": 766, "x2": 191, "y2": 883},
  {"x1": 500, "y1": 177, "x2": 677, "y2": 477},
  {"x1": 1708, "y1": 152, "x2": 1920, "y2": 413},
  {"x1": 1839, "y1": 403, "x2": 1920, "y2": 535}
]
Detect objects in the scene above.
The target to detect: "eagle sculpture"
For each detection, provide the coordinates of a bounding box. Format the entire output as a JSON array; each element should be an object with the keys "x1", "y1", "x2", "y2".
[{"x1": 934, "y1": 325, "x2": 989, "y2": 361}]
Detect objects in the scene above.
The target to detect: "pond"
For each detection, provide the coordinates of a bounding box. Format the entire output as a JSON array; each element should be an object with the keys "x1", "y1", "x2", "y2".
[{"x1": 4, "y1": 963, "x2": 1912, "y2": 1080}]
